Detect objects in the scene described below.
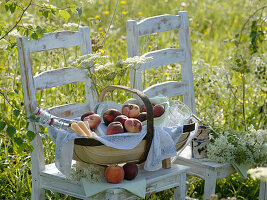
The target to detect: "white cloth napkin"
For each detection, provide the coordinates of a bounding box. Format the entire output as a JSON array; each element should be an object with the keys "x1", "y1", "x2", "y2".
[{"x1": 47, "y1": 122, "x2": 192, "y2": 177}]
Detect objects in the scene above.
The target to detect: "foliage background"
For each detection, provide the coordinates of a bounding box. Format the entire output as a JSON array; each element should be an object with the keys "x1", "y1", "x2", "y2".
[{"x1": 0, "y1": 0, "x2": 266, "y2": 199}]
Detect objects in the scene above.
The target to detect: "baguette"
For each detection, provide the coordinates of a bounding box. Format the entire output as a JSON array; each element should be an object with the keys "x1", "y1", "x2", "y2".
[
  {"x1": 77, "y1": 121, "x2": 93, "y2": 137},
  {"x1": 71, "y1": 122, "x2": 87, "y2": 136}
]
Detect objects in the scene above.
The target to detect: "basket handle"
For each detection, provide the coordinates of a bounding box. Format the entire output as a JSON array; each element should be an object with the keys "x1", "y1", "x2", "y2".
[{"x1": 99, "y1": 85, "x2": 154, "y2": 164}]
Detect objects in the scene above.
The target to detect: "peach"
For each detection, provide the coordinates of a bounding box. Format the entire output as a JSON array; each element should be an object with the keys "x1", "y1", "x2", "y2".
[
  {"x1": 83, "y1": 113, "x2": 101, "y2": 129},
  {"x1": 81, "y1": 111, "x2": 95, "y2": 121},
  {"x1": 153, "y1": 104, "x2": 165, "y2": 118},
  {"x1": 103, "y1": 109, "x2": 122, "y2": 126},
  {"x1": 107, "y1": 121, "x2": 124, "y2": 135},
  {"x1": 137, "y1": 112, "x2": 147, "y2": 122},
  {"x1": 104, "y1": 165, "x2": 124, "y2": 184},
  {"x1": 123, "y1": 162, "x2": 138, "y2": 180},
  {"x1": 114, "y1": 115, "x2": 128, "y2": 129},
  {"x1": 122, "y1": 104, "x2": 140, "y2": 118},
  {"x1": 124, "y1": 118, "x2": 142, "y2": 133}
]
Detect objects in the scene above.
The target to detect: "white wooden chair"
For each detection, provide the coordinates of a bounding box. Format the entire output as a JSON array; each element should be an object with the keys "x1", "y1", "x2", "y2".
[
  {"x1": 17, "y1": 26, "x2": 190, "y2": 200},
  {"x1": 126, "y1": 11, "x2": 236, "y2": 200}
]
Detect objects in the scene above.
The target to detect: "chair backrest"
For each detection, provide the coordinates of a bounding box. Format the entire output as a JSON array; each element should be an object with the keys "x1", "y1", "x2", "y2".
[
  {"x1": 126, "y1": 11, "x2": 196, "y2": 114},
  {"x1": 17, "y1": 27, "x2": 96, "y2": 171}
]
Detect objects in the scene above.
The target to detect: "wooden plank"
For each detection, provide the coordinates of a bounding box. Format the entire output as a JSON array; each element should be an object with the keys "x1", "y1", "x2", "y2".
[
  {"x1": 178, "y1": 11, "x2": 196, "y2": 114},
  {"x1": 21, "y1": 31, "x2": 83, "y2": 53},
  {"x1": 259, "y1": 180, "x2": 267, "y2": 200},
  {"x1": 140, "y1": 48, "x2": 185, "y2": 71},
  {"x1": 34, "y1": 67, "x2": 88, "y2": 90},
  {"x1": 48, "y1": 103, "x2": 90, "y2": 119},
  {"x1": 138, "y1": 14, "x2": 181, "y2": 36},
  {"x1": 144, "y1": 81, "x2": 188, "y2": 98}
]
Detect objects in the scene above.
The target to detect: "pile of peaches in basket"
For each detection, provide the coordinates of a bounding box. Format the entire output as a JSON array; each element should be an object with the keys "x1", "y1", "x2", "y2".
[{"x1": 70, "y1": 103, "x2": 165, "y2": 137}]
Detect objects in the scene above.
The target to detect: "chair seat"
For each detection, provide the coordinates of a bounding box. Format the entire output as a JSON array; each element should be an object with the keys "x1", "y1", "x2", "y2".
[{"x1": 40, "y1": 163, "x2": 190, "y2": 199}]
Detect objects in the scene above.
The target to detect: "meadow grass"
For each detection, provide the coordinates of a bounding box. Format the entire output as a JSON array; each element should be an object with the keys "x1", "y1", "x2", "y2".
[{"x1": 0, "y1": 0, "x2": 266, "y2": 199}]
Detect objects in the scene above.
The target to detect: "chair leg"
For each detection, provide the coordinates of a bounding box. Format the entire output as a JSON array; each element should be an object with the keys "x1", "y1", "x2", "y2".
[
  {"x1": 203, "y1": 169, "x2": 217, "y2": 200},
  {"x1": 31, "y1": 177, "x2": 45, "y2": 200},
  {"x1": 174, "y1": 173, "x2": 187, "y2": 200}
]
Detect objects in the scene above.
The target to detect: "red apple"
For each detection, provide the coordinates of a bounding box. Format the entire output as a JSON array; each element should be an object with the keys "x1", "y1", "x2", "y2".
[
  {"x1": 114, "y1": 115, "x2": 128, "y2": 128},
  {"x1": 140, "y1": 105, "x2": 147, "y2": 112},
  {"x1": 123, "y1": 162, "x2": 138, "y2": 180},
  {"x1": 122, "y1": 104, "x2": 140, "y2": 118},
  {"x1": 104, "y1": 165, "x2": 124, "y2": 184},
  {"x1": 153, "y1": 104, "x2": 165, "y2": 118},
  {"x1": 124, "y1": 118, "x2": 142, "y2": 133},
  {"x1": 81, "y1": 111, "x2": 95, "y2": 121},
  {"x1": 107, "y1": 121, "x2": 124, "y2": 135},
  {"x1": 83, "y1": 113, "x2": 101, "y2": 129},
  {"x1": 103, "y1": 109, "x2": 122, "y2": 126},
  {"x1": 137, "y1": 112, "x2": 147, "y2": 122}
]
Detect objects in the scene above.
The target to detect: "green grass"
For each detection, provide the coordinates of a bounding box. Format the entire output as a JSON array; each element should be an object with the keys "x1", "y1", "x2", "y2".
[{"x1": 0, "y1": 0, "x2": 266, "y2": 199}]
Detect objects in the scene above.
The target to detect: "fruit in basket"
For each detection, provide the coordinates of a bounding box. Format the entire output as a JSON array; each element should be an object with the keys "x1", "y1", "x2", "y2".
[
  {"x1": 124, "y1": 118, "x2": 142, "y2": 133},
  {"x1": 122, "y1": 104, "x2": 140, "y2": 118},
  {"x1": 140, "y1": 105, "x2": 147, "y2": 112},
  {"x1": 80, "y1": 111, "x2": 95, "y2": 121},
  {"x1": 123, "y1": 162, "x2": 138, "y2": 180},
  {"x1": 104, "y1": 165, "x2": 124, "y2": 184},
  {"x1": 103, "y1": 109, "x2": 122, "y2": 125},
  {"x1": 107, "y1": 121, "x2": 124, "y2": 135},
  {"x1": 83, "y1": 114, "x2": 101, "y2": 129},
  {"x1": 153, "y1": 104, "x2": 165, "y2": 118},
  {"x1": 137, "y1": 112, "x2": 147, "y2": 122},
  {"x1": 114, "y1": 115, "x2": 128, "y2": 127}
]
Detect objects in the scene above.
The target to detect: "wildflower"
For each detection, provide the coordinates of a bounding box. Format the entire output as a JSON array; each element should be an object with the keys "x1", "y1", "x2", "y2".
[
  {"x1": 94, "y1": 15, "x2": 99, "y2": 19},
  {"x1": 100, "y1": 32, "x2": 104, "y2": 36},
  {"x1": 122, "y1": 11, "x2": 127, "y2": 15},
  {"x1": 120, "y1": 40, "x2": 125, "y2": 44},
  {"x1": 98, "y1": 27, "x2": 102, "y2": 31},
  {"x1": 164, "y1": 73, "x2": 169, "y2": 76},
  {"x1": 104, "y1": 11, "x2": 109, "y2": 15},
  {"x1": 120, "y1": 1, "x2": 126, "y2": 4},
  {"x1": 138, "y1": 12, "x2": 143, "y2": 16},
  {"x1": 122, "y1": 55, "x2": 153, "y2": 70},
  {"x1": 261, "y1": 93, "x2": 265, "y2": 97},
  {"x1": 98, "y1": 49, "x2": 105, "y2": 54},
  {"x1": 244, "y1": 3, "x2": 249, "y2": 7},
  {"x1": 0, "y1": 66, "x2": 5, "y2": 70},
  {"x1": 147, "y1": 45, "x2": 152, "y2": 49}
]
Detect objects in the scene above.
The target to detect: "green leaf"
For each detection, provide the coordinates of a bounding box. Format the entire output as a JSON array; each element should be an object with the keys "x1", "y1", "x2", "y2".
[
  {"x1": 76, "y1": 8, "x2": 82, "y2": 16},
  {"x1": 60, "y1": 10, "x2": 71, "y2": 23},
  {"x1": 14, "y1": 137, "x2": 24, "y2": 146},
  {"x1": 18, "y1": 143, "x2": 26, "y2": 153},
  {"x1": 6, "y1": 126, "x2": 16, "y2": 137},
  {"x1": 0, "y1": 121, "x2": 6, "y2": 131},
  {"x1": 13, "y1": 109, "x2": 20, "y2": 117},
  {"x1": 27, "y1": 130, "x2": 36, "y2": 141},
  {"x1": 31, "y1": 32, "x2": 38, "y2": 40}
]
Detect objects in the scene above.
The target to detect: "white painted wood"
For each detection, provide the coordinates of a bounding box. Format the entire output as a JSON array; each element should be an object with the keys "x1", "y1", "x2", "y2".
[
  {"x1": 34, "y1": 67, "x2": 89, "y2": 90},
  {"x1": 140, "y1": 48, "x2": 185, "y2": 70},
  {"x1": 178, "y1": 11, "x2": 196, "y2": 114},
  {"x1": 260, "y1": 180, "x2": 267, "y2": 200},
  {"x1": 26, "y1": 31, "x2": 84, "y2": 53},
  {"x1": 17, "y1": 35, "x2": 46, "y2": 200},
  {"x1": 17, "y1": 27, "x2": 98, "y2": 200},
  {"x1": 127, "y1": 11, "x2": 196, "y2": 114},
  {"x1": 203, "y1": 169, "x2": 217, "y2": 200},
  {"x1": 144, "y1": 81, "x2": 189, "y2": 99},
  {"x1": 40, "y1": 163, "x2": 189, "y2": 199},
  {"x1": 138, "y1": 14, "x2": 182, "y2": 36},
  {"x1": 174, "y1": 173, "x2": 187, "y2": 200}
]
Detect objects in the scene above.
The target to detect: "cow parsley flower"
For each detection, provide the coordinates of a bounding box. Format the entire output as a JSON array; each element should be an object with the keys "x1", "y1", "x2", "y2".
[{"x1": 207, "y1": 126, "x2": 267, "y2": 167}]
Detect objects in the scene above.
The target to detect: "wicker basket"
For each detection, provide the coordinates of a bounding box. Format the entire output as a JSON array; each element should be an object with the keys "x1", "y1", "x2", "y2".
[{"x1": 72, "y1": 85, "x2": 195, "y2": 166}]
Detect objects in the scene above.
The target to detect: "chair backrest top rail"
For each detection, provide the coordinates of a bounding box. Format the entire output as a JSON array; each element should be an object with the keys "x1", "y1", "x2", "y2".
[
  {"x1": 18, "y1": 30, "x2": 84, "y2": 53},
  {"x1": 134, "y1": 14, "x2": 181, "y2": 36}
]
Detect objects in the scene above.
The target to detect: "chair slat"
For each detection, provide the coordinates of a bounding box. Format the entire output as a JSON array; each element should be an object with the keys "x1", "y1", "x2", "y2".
[
  {"x1": 34, "y1": 67, "x2": 88, "y2": 90},
  {"x1": 23, "y1": 31, "x2": 83, "y2": 53},
  {"x1": 143, "y1": 81, "x2": 188, "y2": 98},
  {"x1": 48, "y1": 103, "x2": 89, "y2": 119},
  {"x1": 138, "y1": 14, "x2": 181, "y2": 36},
  {"x1": 140, "y1": 48, "x2": 185, "y2": 71}
]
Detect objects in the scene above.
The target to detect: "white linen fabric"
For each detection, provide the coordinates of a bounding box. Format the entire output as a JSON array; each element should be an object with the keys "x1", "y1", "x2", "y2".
[{"x1": 47, "y1": 122, "x2": 194, "y2": 177}]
